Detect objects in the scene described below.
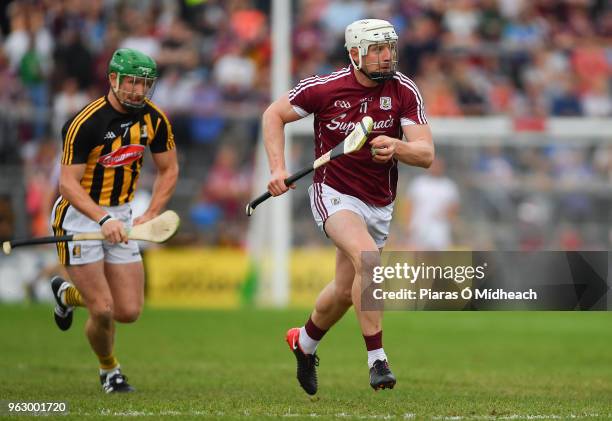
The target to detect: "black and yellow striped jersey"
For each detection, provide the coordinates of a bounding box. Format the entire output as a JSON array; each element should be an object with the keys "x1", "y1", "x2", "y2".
[{"x1": 60, "y1": 95, "x2": 175, "y2": 206}]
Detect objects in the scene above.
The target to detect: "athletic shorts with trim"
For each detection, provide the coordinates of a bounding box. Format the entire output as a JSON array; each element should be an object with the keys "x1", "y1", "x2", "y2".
[
  {"x1": 50, "y1": 197, "x2": 141, "y2": 266},
  {"x1": 308, "y1": 183, "x2": 394, "y2": 248}
]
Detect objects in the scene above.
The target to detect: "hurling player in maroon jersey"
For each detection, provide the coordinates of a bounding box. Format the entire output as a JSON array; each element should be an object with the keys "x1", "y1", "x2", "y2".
[{"x1": 263, "y1": 19, "x2": 434, "y2": 394}]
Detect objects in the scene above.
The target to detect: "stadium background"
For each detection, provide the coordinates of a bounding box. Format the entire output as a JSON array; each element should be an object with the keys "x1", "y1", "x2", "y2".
[{"x1": 0, "y1": 1, "x2": 610, "y2": 419}]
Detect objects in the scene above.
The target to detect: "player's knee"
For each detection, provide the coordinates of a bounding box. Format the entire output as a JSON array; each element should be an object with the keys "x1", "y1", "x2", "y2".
[
  {"x1": 352, "y1": 251, "x2": 380, "y2": 275},
  {"x1": 113, "y1": 305, "x2": 142, "y2": 323},
  {"x1": 334, "y1": 286, "x2": 353, "y2": 306},
  {"x1": 89, "y1": 300, "x2": 114, "y2": 326}
]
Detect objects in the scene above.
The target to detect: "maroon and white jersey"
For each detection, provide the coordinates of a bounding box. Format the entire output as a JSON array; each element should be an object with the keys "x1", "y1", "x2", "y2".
[{"x1": 289, "y1": 66, "x2": 427, "y2": 206}]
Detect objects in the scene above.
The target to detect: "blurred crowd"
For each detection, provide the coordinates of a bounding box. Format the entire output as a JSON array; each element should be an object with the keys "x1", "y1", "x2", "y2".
[
  {"x1": 296, "y1": 0, "x2": 611, "y2": 119},
  {"x1": 394, "y1": 141, "x2": 612, "y2": 251},
  {"x1": 0, "y1": 0, "x2": 610, "y2": 248}
]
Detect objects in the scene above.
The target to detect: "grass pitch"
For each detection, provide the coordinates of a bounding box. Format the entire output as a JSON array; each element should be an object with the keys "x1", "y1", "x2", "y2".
[{"x1": 0, "y1": 305, "x2": 610, "y2": 420}]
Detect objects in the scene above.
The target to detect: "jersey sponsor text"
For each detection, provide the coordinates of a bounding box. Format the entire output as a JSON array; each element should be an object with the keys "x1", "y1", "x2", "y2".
[{"x1": 98, "y1": 144, "x2": 145, "y2": 168}]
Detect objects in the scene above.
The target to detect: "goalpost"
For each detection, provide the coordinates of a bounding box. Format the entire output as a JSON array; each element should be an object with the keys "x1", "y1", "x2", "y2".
[{"x1": 245, "y1": 0, "x2": 292, "y2": 307}]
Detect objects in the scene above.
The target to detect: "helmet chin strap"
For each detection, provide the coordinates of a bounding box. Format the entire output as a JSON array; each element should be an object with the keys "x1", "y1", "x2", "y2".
[
  {"x1": 358, "y1": 62, "x2": 395, "y2": 83},
  {"x1": 359, "y1": 67, "x2": 382, "y2": 84}
]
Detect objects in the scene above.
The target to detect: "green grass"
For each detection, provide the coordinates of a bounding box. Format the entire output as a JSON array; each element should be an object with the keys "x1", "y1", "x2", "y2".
[{"x1": 0, "y1": 305, "x2": 611, "y2": 420}]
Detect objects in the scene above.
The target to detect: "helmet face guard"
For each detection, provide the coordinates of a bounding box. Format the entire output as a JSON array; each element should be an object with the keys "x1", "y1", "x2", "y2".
[
  {"x1": 108, "y1": 48, "x2": 158, "y2": 111},
  {"x1": 110, "y1": 73, "x2": 157, "y2": 110},
  {"x1": 345, "y1": 19, "x2": 399, "y2": 81},
  {"x1": 359, "y1": 41, "x2": 398, "y2": 81}
]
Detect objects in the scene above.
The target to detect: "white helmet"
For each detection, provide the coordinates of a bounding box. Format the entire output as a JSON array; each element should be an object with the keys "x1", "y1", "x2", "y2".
[{"x1": 345, "y1": 19, "x2": 398, "y2": 80}]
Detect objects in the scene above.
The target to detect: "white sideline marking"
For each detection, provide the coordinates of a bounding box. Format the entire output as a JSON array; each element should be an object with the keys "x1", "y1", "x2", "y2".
[{"x1": 85, "y1": 410, "x2": 607, "y2": 419}]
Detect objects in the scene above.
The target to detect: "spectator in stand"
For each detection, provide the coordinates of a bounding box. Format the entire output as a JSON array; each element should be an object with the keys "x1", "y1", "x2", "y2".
[
  {"x1": 52, "y1": 26, "x2": 93, "y2": 91},
  {"x1": 119, "y1": 7, "x2": 160, "y2": 59},
  {"x1": 196, "y1": 145, "x2": 251, "y2": 246},
  {"x1": 4, "y1": 3, "x2": 53, "y2": 73},
  {"x1": 478, "y1": 0, "x2": 506, "y2": 42},
  {"x1": 442, "y1": 0, "x2": 480, "y2": 50},
  {"x1": 322, "y1": 0, "x2": 366, "y2": 37},
  {"x1": 202, "y1": 145, "x2": 250, "y2": 220},
  {"x1": 550, "y1": 147, "x2": 595, "y2": 222},
  {"x1": 476, "y1": 145, "x2": 516, "y2": 222},
  {"x1": 400, "y1": 15, "x2": 440, "y2": 78},
  {"x1": 523, "y1": 47, "x2": 568, "y2": 92},
  {"x1": 450, "y1": 58, "x2": 487, "y2": 116},
  {"x1": 51, "y1": 77, "x2": 90, "y2": 139},
  {"x1": 156, "y1": 17, "x2": 199, "y2": 73},
  {"x1": 293, "y1": 4, "x2": 328, "y2": 79},
  {"x1": 154, "y1": 66, "x2": 199, "y2": 116},
  {"x1": 571, "y1": 36, "x2": 609, "y2": 89},
  {"x1": 8, "y1": 4, "x2": 53, "y2": 139},
  {"x1": 213, "y1": 42, "x2": 258, "y2": 116},
  {"x1": 24, "y1": 139, "x2": 57, "y2": 236},
  {"x1": 550, "y1": 75, "x2": 583, "y2": 116},
  {"x1": 421, "y1": 78, "x2": 462, "y2": 117},
  {"x1": 154, "y1": 66, "x2": 200, "y2": 145},
  {"x1": 593, "y1": 144, "x2": 612, "y2": 182},
  {"x1": 91, "y1": 22, "x2": 122, "y2": 95},
  {"x1": 81, "y1": 0, "x2": 107, "y2": 54},
  {"x1": 581, "y1": 76, "x2": 612, "y2": 118},
  {"x1": 417, "y1": 55, "x2": 462, "y2": 116}
]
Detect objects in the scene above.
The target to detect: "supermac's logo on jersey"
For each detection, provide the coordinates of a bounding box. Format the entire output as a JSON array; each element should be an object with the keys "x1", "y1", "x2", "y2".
[
  {"x1": 326, "y1": 113, "x2": 395, "y2": 135},
  {"x1": 98, "y1": 144, "x2": 145, "y2": 168},
  {"x1": 380, "y1": 97, "x2": 392, "y2": 110}
]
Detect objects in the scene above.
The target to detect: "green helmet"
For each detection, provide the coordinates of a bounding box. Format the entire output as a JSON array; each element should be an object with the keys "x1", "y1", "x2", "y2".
[
  {"x1": 108, "y1": 48, "x2": 158, "y2": 110},
  {"x1": 108, "y1": 48, "x2": 158, "y2": 78}
]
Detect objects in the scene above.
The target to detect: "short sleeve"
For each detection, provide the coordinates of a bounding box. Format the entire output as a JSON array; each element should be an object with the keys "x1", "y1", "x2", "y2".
[
  {"x1": 147, "y1": 102, "x2": 176, "y2": 153},
  {"x1": 395, "y1": 73, "x2": 428, "y2": 126},
  {"x1": 60, "y1": 118, "x2": 94, "y2": 165},
  {"x1": 288, "y1": 75, "x2": 326, "y2": 116}
]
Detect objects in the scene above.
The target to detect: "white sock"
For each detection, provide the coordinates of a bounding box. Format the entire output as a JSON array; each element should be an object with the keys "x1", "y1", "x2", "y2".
[
  {"x1": 99, "y1": 364, "x2": 120, "y2": 376},
  {"x1": 298, "y1": 326, "x2": 320, "y2": 354},
  {"x1": 367, "y1": 348, "x2": 387, "y2": 368},
  {"x1": 58, "y1": 282, "x2": 70, "y2": 306}
]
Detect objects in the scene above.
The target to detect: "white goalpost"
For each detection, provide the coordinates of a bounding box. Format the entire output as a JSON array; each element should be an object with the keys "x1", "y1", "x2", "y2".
[{"x1": 247, "y1": 0, "x2": 292, "y2": 307}]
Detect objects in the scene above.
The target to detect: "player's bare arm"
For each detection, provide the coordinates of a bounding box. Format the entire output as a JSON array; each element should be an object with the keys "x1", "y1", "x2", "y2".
[
  {"x1": 133, "y1": 149, "x2": 179, "y2": 225},
  {"x1": 371, "y1": 124, "x2": 433, "y2": 167},
  {"x1": 59, "y1": 164, "x2": 127, "y2": 244},
  {"x1": 262, "y1": 93, "x2": 303, "y2": 196}
]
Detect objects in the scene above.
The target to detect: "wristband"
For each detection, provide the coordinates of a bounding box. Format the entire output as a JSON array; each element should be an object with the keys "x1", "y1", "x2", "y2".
[{"x1": 98, "y1": 214, "x2": 112, "y2": 226}]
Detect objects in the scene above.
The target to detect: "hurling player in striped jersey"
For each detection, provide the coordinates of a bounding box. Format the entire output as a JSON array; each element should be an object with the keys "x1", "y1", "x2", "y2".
[
  {"x1": 263, "y1": 19, "x2": 434, "y2": 394},
  {"x1": 49, "y1": 48, "x2": 178, "y2": 393}
]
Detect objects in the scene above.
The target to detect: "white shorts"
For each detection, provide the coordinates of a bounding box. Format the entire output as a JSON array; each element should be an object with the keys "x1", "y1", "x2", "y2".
[
  {"x1": 50, "y1": 197, "x2": 141, "y2": 266},
  {"x1": 308, "y1": 183, "x2": 394, "y2": 248}
]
